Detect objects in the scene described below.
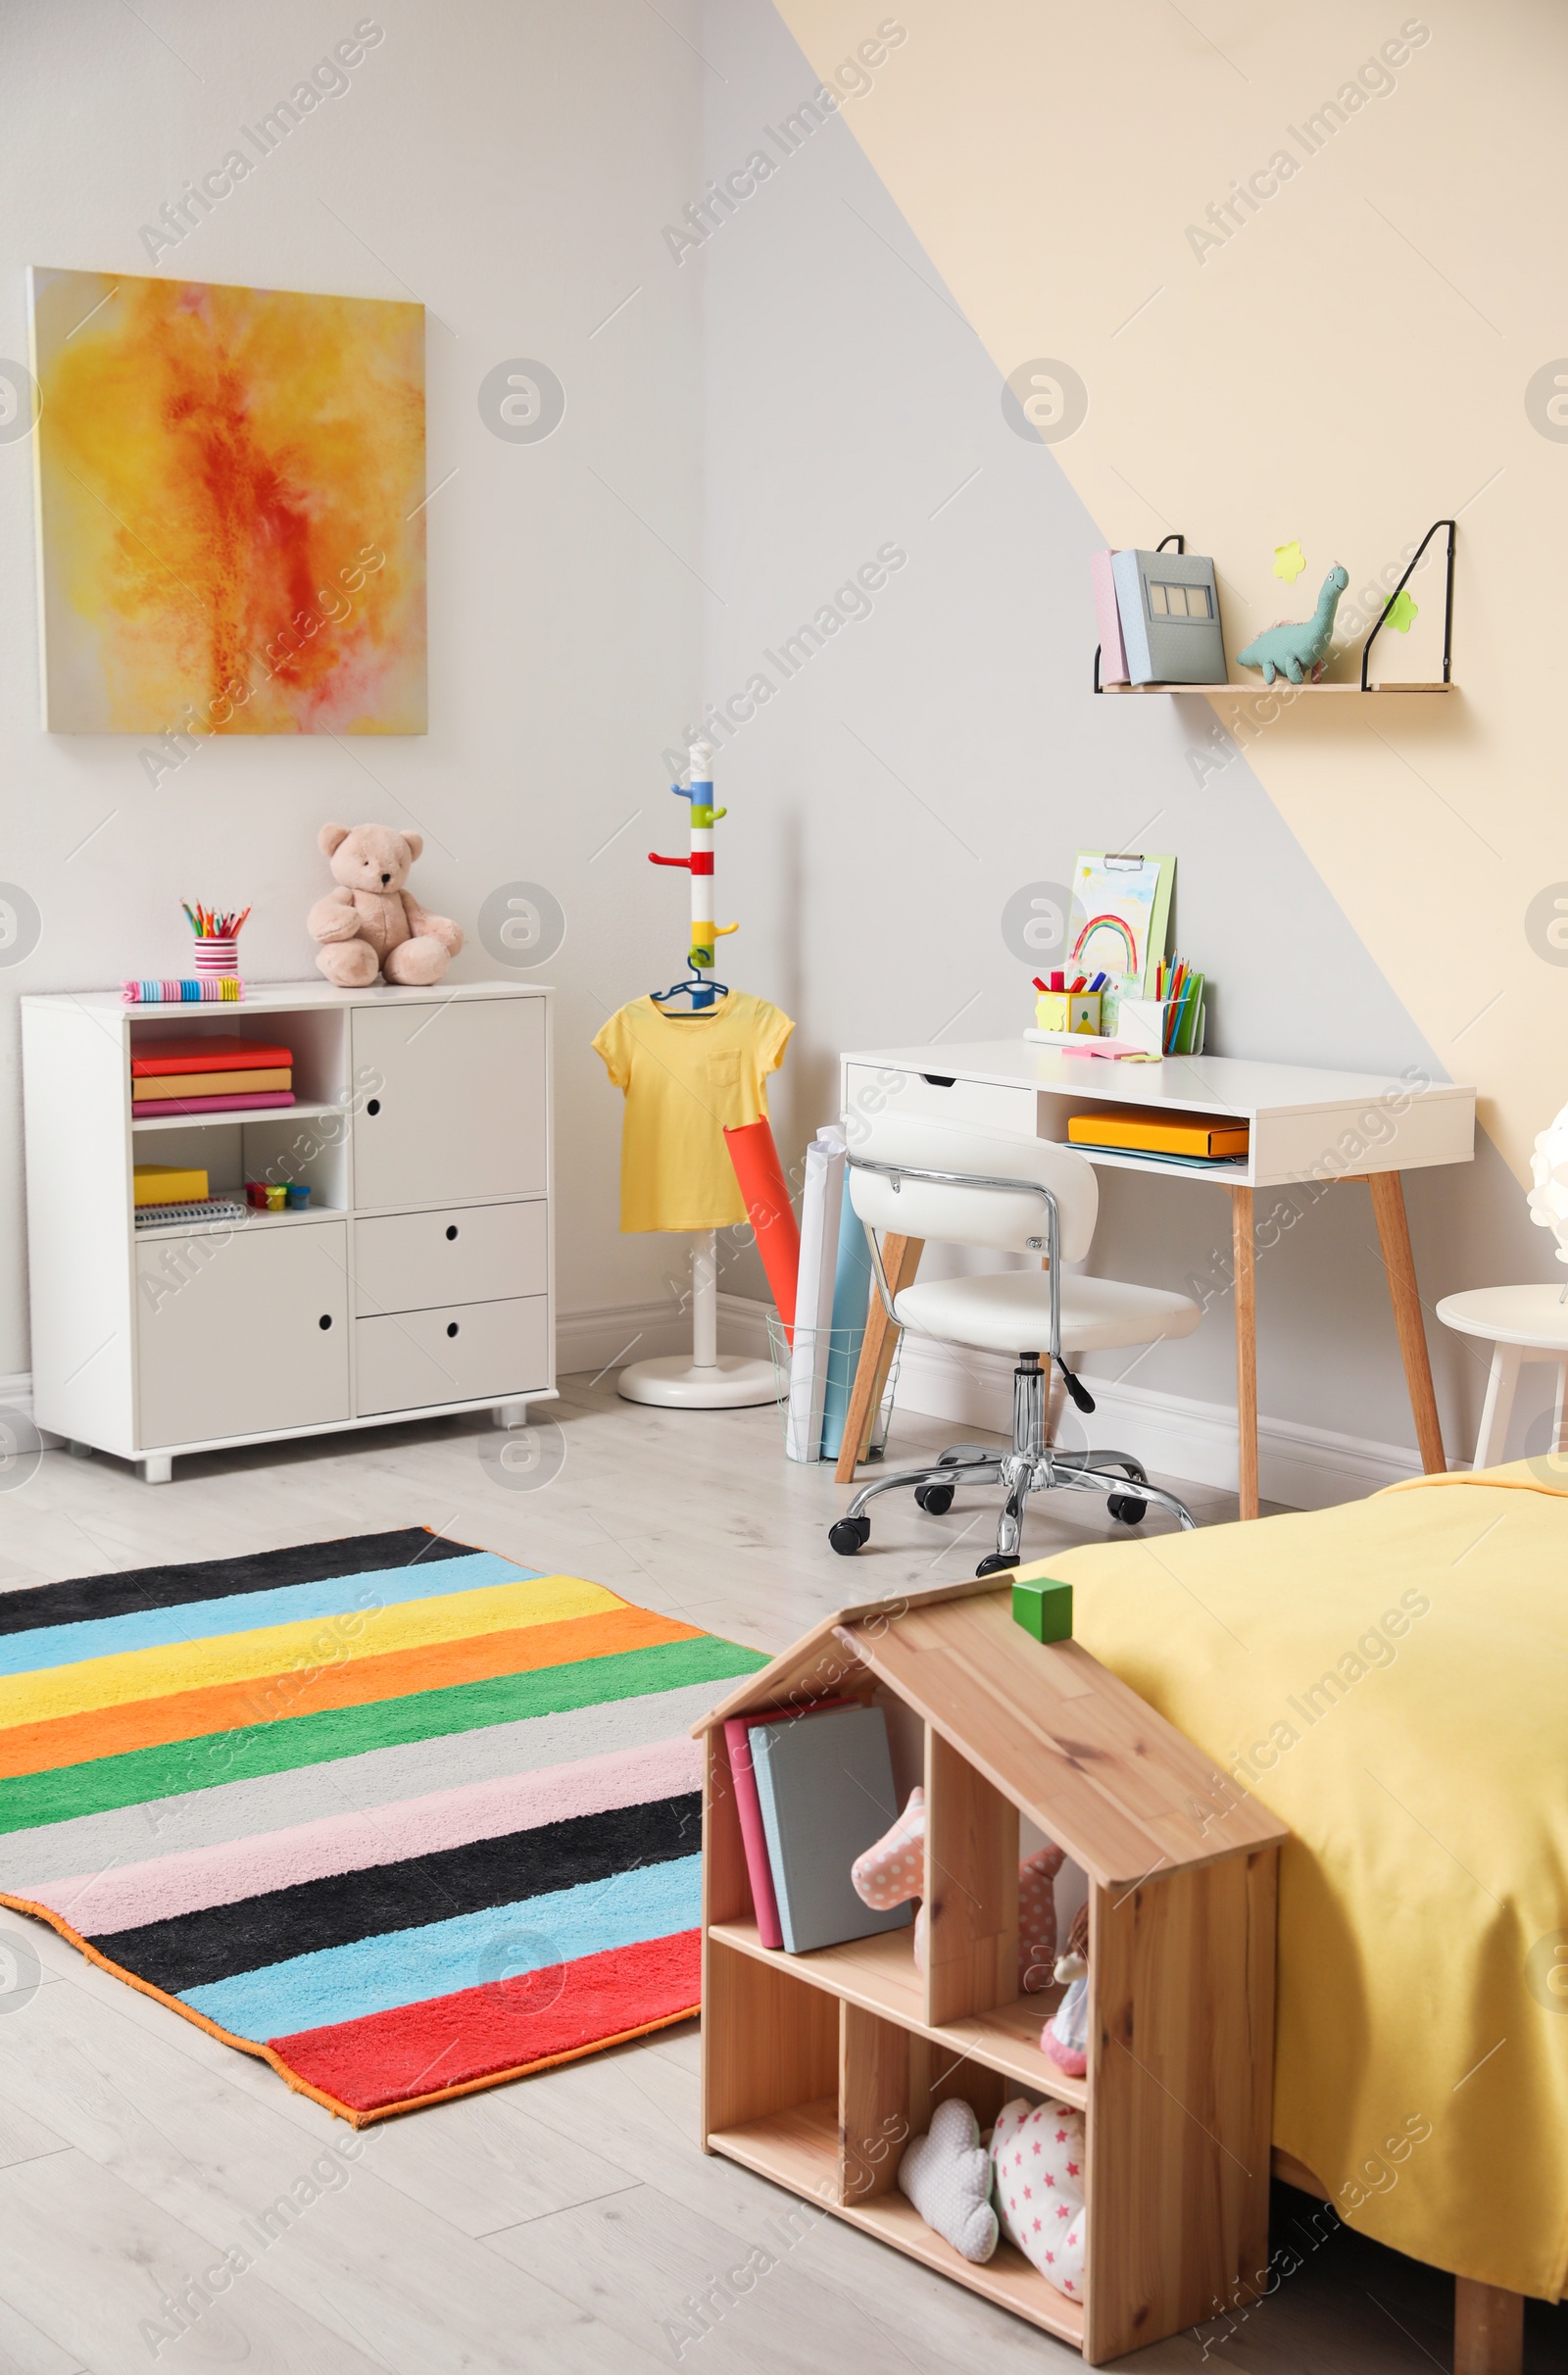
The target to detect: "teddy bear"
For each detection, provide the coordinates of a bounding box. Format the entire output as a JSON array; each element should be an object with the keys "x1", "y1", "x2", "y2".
[{"x1": 307, "y1": 823, "x2": 463, "y2": 988}]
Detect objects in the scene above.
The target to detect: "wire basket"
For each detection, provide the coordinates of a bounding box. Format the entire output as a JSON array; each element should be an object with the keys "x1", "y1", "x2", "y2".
[{"x1": 765, "y1": 1316, "x2": 900, "y2": 1466}]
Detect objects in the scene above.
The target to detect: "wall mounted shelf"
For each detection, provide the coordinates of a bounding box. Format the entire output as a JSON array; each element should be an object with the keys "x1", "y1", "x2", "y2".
[{"x1": 1094, "y1": 520, "x2": 1455, "y2": 697}]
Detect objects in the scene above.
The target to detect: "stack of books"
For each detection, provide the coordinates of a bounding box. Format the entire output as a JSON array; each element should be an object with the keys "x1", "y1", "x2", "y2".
[
  {"x1": 725, "y1": 1700, "x2": 913, "y2": 1954},
  {"x1": 130, "y1": 1034, "x2": 295, "y2": 1119},
  {"x1": 1092, "y1": 547, "x2": 1226, "y2": 686}
]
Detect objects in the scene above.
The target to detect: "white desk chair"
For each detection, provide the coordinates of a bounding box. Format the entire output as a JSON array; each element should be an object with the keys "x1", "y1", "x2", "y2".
[
  {"x1": 829, "y1": 1114, "x2": 1201, "y2": 1575},
  {"x1": 1436, "y1": 1284, "x2": 1568, "y2": 1469}
]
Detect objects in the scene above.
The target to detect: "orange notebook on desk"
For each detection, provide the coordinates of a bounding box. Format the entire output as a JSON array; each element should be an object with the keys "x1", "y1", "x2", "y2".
[{"x1": 1068, "y1": 1110, "x2": 1249, "y2": 1161}]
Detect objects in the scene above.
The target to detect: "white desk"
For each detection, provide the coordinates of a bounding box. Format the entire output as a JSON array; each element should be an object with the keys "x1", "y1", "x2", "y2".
[{"x1": 836, "y1": 1041, "x2": 1477, "y2": 1516}]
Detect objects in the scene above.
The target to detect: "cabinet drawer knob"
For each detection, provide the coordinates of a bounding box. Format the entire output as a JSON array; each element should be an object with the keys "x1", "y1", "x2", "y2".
[
  {"x1": 366, "y1": 1098, "x2": 381, "y2": 1116},
  {"x1": 318, "y1": 1314, "x2": 333, "y2": 1330},
  {"x1": 446, "y1": 1321, "x2": 460, "y2": 1338},
  {"x1": 445, "y1": 1224, "x2": 459, "y2": 1241}
]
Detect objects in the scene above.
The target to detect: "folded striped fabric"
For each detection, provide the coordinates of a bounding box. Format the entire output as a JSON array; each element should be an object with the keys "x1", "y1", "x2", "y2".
[
  {"x1": 122, "y1": 978, "x2": 243, "y2": 1004},
  {"x1": 0, "y1": 1529, "x2": 766, "y2": 2122}
]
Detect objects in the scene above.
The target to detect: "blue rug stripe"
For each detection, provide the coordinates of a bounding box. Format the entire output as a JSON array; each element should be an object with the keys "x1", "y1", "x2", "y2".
[
  {"x1": 182, "y1": 1855, "x2": 703, "y2": 2041},
  {"x1": 0, "y1": 1553, "x2": 541, "y2": 1679}
]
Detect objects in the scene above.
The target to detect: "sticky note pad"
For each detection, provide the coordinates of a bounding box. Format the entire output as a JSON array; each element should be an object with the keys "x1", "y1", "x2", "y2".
[{"x1": 1012, "y1": 1575, "x2": 1073, "y2": 1644}]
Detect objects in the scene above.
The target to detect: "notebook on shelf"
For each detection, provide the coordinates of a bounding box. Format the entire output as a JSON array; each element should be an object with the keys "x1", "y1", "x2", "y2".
[
  {"x1": 132, "y1": 1068, "x2": 291, "y2": 1101},
  {"x1": 724, "y1": 1699, "x2": 852, "y2": 1950},
  {"x1": 131, "y1": 1091, "x2": 297, "y2": 1117},
  {"x1": 1090, "y1": 549, "x2": 1129, "y2": 684},
  {"x1": 1067, "y1": 1110, "x2": 1249, "y2": 1160},
  {"x1": 750, "y1": 1703, "x2": 912, "y2": 1954},
  {"x1": 133, "y1": 1199, "x2": 249, "y2": 1231},
  {"x1": 133, "y1": 1163, "x2": 208, "y2": 1207},
  {"x1": 129, "y1": 1035, "x2": 294, "y2": 1075}
]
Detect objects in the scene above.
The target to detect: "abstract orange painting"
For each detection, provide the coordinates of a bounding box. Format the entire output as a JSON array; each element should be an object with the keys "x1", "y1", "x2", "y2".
[{"x1": 30, "y1": 267, "x2": 425, "y2": 735}]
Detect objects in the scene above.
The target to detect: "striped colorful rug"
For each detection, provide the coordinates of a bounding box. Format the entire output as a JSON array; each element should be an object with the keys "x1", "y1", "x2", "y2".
[{"x1": 0, "y1": 1528, "x2": 766, "y2": 2122}]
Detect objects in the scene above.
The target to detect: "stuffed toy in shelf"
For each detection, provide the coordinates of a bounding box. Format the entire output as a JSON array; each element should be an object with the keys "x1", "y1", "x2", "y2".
[
  {"x1": 991, "y1": 2097, "x2": 1087, "y2": 2299},
  {"x1": 851, "y1": 1787, "x2": 1064, "y2": 1988},
  {"x1": 1236, "y1": 563, "x2": 1349, "y2": 686},
  {"x1": 308, "y1": 822, "x2": 464, "y2": 987},
  {"x1": 1044, "y1": 1901, "x2": 1090, "y2": 2076},
  {"x1": 895, "y1": 2098, "x2": 998, "y2": 2263}
]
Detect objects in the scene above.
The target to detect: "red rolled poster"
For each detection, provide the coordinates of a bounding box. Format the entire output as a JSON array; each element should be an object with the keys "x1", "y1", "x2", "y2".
[{"x1": 723, "y1": 1116, "x2": 801, "y2": 1343}]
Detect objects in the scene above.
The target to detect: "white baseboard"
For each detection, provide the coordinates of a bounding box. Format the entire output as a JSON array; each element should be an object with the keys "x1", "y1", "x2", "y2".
[
  {"x1": 887, "y1": 1332, "x2": 1426, "y2": 1509},
  {"x1": 554, "y1": 1291, "x2": 776, "y2": 1380},
  {"x1": 2, "y1": 1307, "x2": 1430, "y2": 1508}
]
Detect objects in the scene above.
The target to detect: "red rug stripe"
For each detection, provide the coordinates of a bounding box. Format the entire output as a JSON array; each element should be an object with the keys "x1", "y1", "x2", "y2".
[{"x1": 270, "y1": 1929, "x2": 701, "y2": 2113}]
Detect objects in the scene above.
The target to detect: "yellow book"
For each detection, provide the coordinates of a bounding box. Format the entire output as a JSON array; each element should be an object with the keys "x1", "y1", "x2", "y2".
[
  {"x1": 132, "y1": 1163, "x2": 209, "y2": 1207},
  {"x1": 133, "y1": 1067, "x2": 290, "y2": 1101},
  {"x1": 1067, "y1": 1111, "x2": 1249, "y2": 1160}
]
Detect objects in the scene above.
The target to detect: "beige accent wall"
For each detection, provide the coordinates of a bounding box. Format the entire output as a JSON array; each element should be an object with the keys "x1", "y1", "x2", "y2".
[{"x1": 775, "y1": 0, "x2": 1568, "y2": 1178}]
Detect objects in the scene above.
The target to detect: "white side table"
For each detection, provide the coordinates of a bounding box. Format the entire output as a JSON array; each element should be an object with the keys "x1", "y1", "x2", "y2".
[{"x1": 1436, "y1": 1284, "x2": 1568, "y2": 1470}]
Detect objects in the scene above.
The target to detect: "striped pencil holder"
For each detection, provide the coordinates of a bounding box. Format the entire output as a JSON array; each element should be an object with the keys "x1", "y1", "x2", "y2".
[{"x1": 191, "y1": 934, "x2": 240, "y2": 979}]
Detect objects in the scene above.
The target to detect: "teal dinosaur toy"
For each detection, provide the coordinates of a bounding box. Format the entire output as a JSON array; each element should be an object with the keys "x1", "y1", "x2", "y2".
[{"x1": 1236, "y1": 565, "x2": 1348, "y2": 685}]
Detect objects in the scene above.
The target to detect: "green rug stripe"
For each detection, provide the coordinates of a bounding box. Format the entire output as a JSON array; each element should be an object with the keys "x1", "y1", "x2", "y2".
[{"x1": 0, "y1": 1633, "x2": 766, "y2": 1838}]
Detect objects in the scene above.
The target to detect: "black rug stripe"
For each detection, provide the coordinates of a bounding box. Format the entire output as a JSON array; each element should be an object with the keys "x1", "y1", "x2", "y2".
[
  {"x1": 0, "y1": 1529, "x2": 472, "y2": 1640},
  {"x1": 89, "y1": 1791, "x2": 703, "y2": 1994}
]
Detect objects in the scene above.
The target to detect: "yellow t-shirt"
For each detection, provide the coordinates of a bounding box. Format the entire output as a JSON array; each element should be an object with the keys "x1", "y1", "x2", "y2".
[{"x1": 591, "y1": 991, "x2": 794, "y2": 1232}]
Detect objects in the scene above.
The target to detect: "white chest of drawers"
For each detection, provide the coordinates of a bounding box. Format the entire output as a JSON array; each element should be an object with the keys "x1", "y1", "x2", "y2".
[{"x1": 21, "y1": 980, "x2": 555, "y2": 1482}]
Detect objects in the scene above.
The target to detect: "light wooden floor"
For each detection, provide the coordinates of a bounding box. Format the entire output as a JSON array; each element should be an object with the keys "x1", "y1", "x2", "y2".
[{"x1": 0, "y1": 1380, "x2": 1556, "y2": 2373}]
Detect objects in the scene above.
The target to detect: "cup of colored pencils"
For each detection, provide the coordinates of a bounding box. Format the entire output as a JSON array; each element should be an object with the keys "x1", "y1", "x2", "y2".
[{"x1": 184, "y1": 903, "x2": 251, "y2": 980}]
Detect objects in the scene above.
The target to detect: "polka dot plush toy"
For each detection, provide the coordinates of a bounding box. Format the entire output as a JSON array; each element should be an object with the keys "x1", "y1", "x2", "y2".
[
  {"x1": 990, "y1": 2097, "x2": 1088, "y2": 2300},
  {"x1": 852, "y1": 1789, "x2": 1064, "y2": 1989}
]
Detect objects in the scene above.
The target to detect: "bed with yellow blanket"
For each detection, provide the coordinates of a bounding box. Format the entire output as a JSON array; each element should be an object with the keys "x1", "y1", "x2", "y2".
[{"x1": 1029, "y1": 1462, "x2": 1568, "y2": 2304}]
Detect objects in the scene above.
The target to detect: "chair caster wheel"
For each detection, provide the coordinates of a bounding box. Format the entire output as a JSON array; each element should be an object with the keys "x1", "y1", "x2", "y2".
[
  {"x1": 914, "y1": 1482, "x2": 955, "y2": 1516},
  {"x1": 1107, "y1": 1493, "x2": 1148, "y2": 1525},
  {"x1": 829, "y1": 1515, "x2": 871, "y2": 1557},
  {"x1": 975, "y1": 1553, "x2": 1019, "y2": 1578}
]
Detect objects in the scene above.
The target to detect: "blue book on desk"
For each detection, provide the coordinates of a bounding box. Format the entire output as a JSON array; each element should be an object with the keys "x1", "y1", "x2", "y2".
[{"x1": 750, "y1": 1705, "x2": 912, "y2": 1954}]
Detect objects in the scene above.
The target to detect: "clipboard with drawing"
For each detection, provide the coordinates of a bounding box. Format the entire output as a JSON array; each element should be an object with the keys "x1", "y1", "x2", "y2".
[{"x1": 1066, "y1": 851, "x2": 1173, "y2": 998}]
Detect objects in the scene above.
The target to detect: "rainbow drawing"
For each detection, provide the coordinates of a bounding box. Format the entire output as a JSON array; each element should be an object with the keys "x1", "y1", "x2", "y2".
[{"x1": 1070, "y1": 913, "x2": 1141, "y2": 972}]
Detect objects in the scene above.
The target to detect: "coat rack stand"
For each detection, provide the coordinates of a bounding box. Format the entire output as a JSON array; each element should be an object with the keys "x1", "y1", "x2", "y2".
[{"x1": 617, "y1": 739, "x2": 777, "y2": 1411}]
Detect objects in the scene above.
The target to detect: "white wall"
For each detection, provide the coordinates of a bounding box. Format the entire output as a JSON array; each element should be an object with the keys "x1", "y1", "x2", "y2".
[
  {"x1": 0, "y1": 0, "x2": 709, "y2": 1377},
  {"x1": 692, "y1": 0, "x2": 1560, "y2": 1483}
]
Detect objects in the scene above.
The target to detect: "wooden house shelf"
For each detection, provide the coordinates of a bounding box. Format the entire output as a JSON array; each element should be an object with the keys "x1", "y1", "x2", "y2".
[{"x1": 696, "y1": 1576, "x2": 1288, "y2": 2366}]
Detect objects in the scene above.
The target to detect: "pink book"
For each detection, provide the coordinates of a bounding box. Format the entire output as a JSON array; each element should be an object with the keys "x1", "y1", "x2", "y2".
[
  {"x1": 131, "y1": 1091, "x2": 297, "y2": 1117},
  {"x1": 725, "y1": 1699, "x2": 850, "y2": 1950},
  {"x1": 1091, "y1": 550, "x2": 1128, "y2": 684}
]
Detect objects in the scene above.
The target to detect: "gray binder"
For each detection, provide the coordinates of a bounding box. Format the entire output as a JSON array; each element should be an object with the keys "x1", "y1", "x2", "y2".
[
  {"x1": 750, "y1": 1705, "x2": 914, "y2": 1954},
  {"x1": 1111, "y1": 548, "x2": 1226, "y2": 685}
]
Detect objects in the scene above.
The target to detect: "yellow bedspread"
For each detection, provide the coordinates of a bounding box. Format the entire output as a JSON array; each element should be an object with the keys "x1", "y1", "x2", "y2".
[{"x1": 1028, "y1": 1463, "x2": 1568, "y2": 2300}]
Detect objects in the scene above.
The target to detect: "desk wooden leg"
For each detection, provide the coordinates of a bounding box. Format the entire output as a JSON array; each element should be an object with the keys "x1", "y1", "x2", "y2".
[
  {"x1": 1454, "y1": 2277, "x2": 1524, "y2": 2375},
  {"x1": 834, "y1": 1234, "x2": 924, "y2": 1483},
  {"x1": 1230, "y1": 1187, "x2": 1258, "y2": 1520},
  {"x1": 1368, "y1": 1171, "x2": 1446, "y2": 1474}
]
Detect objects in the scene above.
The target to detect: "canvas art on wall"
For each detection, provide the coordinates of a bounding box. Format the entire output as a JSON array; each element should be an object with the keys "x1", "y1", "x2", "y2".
[{"x1": 29, "y1": 267, "x2": 426, "y2": 735}]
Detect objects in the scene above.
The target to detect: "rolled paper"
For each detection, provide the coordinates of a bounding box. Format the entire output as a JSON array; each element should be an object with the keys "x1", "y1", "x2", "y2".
[
  {"x1": 819, "y1": 1167, "x2": 874, "y2": 1462},
  {"x1": 785, "y1": 1127, "x2": 845, "y2": 1461},
  {"x1": 723, "y1": 1117, "x2": 801, "y2": 1344}
]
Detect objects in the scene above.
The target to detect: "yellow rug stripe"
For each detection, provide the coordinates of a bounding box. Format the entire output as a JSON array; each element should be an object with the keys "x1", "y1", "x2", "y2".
[{"x1": 0, "y1": 1576, "x2": 621, "y2": 1733}]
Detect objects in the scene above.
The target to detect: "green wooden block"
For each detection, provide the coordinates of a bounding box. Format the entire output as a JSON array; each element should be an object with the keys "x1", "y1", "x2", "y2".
[{"x1": 1011, "y1": 1575, "x2": 1072, "y2": 1644}]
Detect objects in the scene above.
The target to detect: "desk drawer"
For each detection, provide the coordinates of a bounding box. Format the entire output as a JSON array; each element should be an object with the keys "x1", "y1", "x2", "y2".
[
  {"x1": 844, "y1": 1064, "x2": 1040, "y2": 1140},
  {"x1": 354, "y1": 1201, "x2": 546, "y2": 1317},
  {"x1": 356, "y1": 1295, "x2": 550, "y2": 1415}
]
